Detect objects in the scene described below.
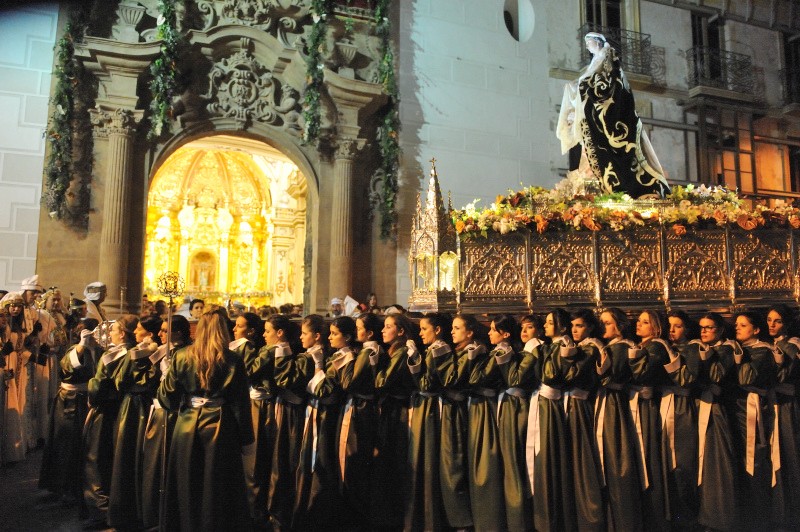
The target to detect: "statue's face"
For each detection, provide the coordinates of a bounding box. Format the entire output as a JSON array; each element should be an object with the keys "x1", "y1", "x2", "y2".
[{"x1": 585, "y1": 37, "x2": 602, "y2": 54}]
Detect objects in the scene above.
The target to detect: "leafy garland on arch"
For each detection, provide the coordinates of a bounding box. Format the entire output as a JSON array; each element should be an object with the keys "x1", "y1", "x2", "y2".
[
  {"x1": 373, "y1": 0, "x2": 400, "y2": 240},
  {"x1": 44, "y1": 5, "x2": 90, "y2": 229},
  {"x1": 303, "y1": 0, "x2": 333, "y2": 143},
  {"x1": 147, "y1": 0, "x2": 180, "y2": 141}
]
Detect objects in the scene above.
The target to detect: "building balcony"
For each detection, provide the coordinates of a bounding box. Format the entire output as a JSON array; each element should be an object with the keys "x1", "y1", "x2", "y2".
[
  {"x1": 579, "y1": 23, "x2": 653, "y2": 79},
  {"x1": 781, "y1": 67, "x2": 800, "y2": 117},
  {"x1": 686, "y1": 46, "x2": 756, "y2": 103}
]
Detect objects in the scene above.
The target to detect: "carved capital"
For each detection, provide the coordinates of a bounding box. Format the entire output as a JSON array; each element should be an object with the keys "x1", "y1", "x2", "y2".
[
  {"x1": 334, "y1": 138, "x2": 359, "y2": 160},
  {"x1": 89, "y1": 107, "x2": 143, "y2": 138}
]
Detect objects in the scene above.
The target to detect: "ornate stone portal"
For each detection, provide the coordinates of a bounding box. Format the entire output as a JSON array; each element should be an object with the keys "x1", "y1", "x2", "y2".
[{"x1": 36, "y1": 1, "x2": 389, "y2": 315}]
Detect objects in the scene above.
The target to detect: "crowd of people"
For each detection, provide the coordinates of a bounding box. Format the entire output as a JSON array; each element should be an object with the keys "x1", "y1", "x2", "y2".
[{"x1": 1, "y1": 274, "x2": 799, "y2": 532}]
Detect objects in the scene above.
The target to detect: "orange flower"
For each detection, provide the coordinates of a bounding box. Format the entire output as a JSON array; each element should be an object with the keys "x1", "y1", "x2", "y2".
[
  {"x1": 672, "y1": 224, "x2": 687, "y2": 237},
  {"x1": 496, "y1": 195, "x2": 506, "y2": 205},
  {"x1": 582, "y1": 216, "x2": 601, "y2": 231},
  {"x1": 789, "y1": 215, "x2": 800, "y2": 229},
  {"x1": 736, "y1": 214, "x2": 758, "y2": 231},
  {"x1": 455, "y1": 219, "x2": 466, "y2": 233},
  {"x1": 712, "y1": 210, "x2": 727, "y2": 225},
  {"x1": 534, "y1": 214, "x2": 549, "y2": 234},
  {"x1": 562, "y1": 211, "x2": 575, "y2": 222}
]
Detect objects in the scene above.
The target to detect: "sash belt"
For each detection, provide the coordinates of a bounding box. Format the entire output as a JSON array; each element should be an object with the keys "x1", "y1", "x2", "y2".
[
  {"x1": 526, "y1": 384, "x2": 562, "y2": 495},
  {"x1": 190, "y1": 396, "x2": 225, "y2": 408},
  {"x1": 60, "y1": 382, "x2": 88, "y2": 392},
  {"x1": 249, "y1": 387, "x2": 273, "y2": 401},
  {"x1": 697, "y1": 384, "x2": 722, "y2": 485},
  {"x1": 629, "y1": 385, "x2": 653, "y2": 489}
]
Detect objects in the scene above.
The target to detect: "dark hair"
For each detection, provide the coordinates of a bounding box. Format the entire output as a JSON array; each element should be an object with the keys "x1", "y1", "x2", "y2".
[
  {"x1": 519, "y1": 314, "x2": 545, "y2": 339},
  {"x1": 356, "y1": 313, "x2": 383, "y2": 343},
  {"x1": 421, "y1": 312, "x2": 453, "y2": 345},
  {"x1": 453, "y1": 313, "x2": 489, "y2": 347},
  {"x1": 734, "y1": 311, "x2": 770, "y2": 342},
  {"x1": 698, "y1": 312, "x2": 730, "y2": 342},
  {"x1": 331, "y1": 316, "x2": 359, "y2": 349},
  {"x1": 169, "y1": 315, "x2": 192, "y2": 346},
  {"x1": 570, "y1": 308, "x2": 601, "y2": 340},
  {"x1": 766, "y1": 304, "x2": 799, "y2": 338},
  {"x1": 190, "y1": 298, "x2": 204, "y2": 308},
  {"x1": 140, "y1": 316, "x2": 163, "y2": 345},
  {"x1": 302, "y1": 314, "x2": 330, "y2": 352},
  {"x1": 266, "y1": 314, "x2": 301, "y2": 353},
  {"x1": 240, "y1": 312, "x2": 265, "y2": 350},
  {"x1": 600, "y1": 307, "x2": 633, "y2": 340},
  {"x1": 667, "y1": 309, "x2": 698, "y2": 342},
  {"x1": 492, "y1": 313, "x2": 521, "y2": 350},
  {"x1": 547, "y1": 308, "x2": 571, "y2": 338}
]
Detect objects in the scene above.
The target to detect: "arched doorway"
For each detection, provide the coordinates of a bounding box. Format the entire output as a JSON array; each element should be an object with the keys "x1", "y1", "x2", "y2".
[{"x1": 143, "y1": 135, "x2": 307, "y2": 310}]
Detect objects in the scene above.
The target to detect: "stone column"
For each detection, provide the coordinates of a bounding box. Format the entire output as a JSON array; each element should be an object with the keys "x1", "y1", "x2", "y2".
[
  {"x1": 329, "y1": 139, "x2": 359, "y2": 297},
  {"x1": 90, "y1": 108, "x2": 143, "y2": 314}
]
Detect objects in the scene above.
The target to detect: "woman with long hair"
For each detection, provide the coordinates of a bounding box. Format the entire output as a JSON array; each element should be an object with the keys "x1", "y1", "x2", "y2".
[
  {"x1": 406, "y1": 312, "x2": 452, "y2": 531},
  {"x1": 765, "y1": 305, "x2": 800, "y2": 529},
  {"x1": 694, "y1": 312, "x2": 738, "y2": 531},
  {"x1": 140, "y1": 315, "x2": 191, "y2": 530},
  {"x1": 107, "y1": 315, "x2": 163, "y2": 528},
  {"x1": 82, "y1": 314, "x2": 139, "y2": 528},
  {"x1": 1, "y1": 294, "x2": 28, "y2": 463},
  {"x1": 663, "y1": 309, "x2": 701, "y2": 527},
  {"x1": 157, "y1": 308, "x2": 253, "y2": 532},
  {"x1": 492, "y1": 313, "x2": 534, "y2": 531},
  {"x1": 596, "y1": 307, "x2": 643, "y2": 530},
  {"x1": 567, "y1": 308, "x2": 605, "y2": 531},
  {"x1": 629, "y1": 309, "x2": 671, "y2": 531},
  {"x1": 372, "y1": 313, "x2": 415, "y2": 529},
  {"x1": 730, "y1": 311, "x2": 779, "y2": 531}
]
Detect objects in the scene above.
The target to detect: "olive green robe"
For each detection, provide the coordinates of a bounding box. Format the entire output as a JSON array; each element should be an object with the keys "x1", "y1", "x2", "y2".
[
  {"x1": 157, "y1": 348, "x2": 254, "y2": 532},
  {"x1": 771, "y1": 336, "x2": 800, "y2": 529}
]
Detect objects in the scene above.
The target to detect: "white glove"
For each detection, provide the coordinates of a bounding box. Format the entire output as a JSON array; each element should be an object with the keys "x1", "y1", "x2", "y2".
[
  {"x1": 79, "y1": 329, "x2": 95, "y2": 347},
  {"x1": 524, "y1": 338, "x2": 542, "y2": 353},
  {"x1": 406, "y1": 339, "x2": 418, "y2": 357},
  {"x1": 310, "y1": 346, "x2": 325, "y2": 366}
]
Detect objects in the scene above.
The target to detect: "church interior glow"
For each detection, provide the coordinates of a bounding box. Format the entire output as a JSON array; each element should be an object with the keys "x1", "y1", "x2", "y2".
[{"x1": 143, "y1": 135, "x2": 307, "y2": 308}]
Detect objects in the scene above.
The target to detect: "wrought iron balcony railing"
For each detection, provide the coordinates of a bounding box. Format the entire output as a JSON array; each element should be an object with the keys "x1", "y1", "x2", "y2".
[
  {"x1": 782, "y1": 67, "x2": 800, "y2": 105},
  {"x1": 686, "y1": 46, "x2": 754, "y2": 94},
  {"x1": 579, "y1": 23, "x2": 652, "y2": 77}
]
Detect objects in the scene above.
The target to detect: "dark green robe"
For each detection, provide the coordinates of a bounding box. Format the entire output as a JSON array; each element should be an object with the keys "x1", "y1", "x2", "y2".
[
  {"x1": 295, "y1": 346, "x2": 347, "y2": 530},
  {"x1": 434, "y1": 344, "x2": 473, "y2": 529},
  {"x1": 370, "y1": 343, "x2": 413, "y2": 528},
  {"x1": 732, "y1": 339, "x2": 778, "y2": 531},
  {"x1": 39, "y1": 343, "x2": 98, "y2": 500},
  {"x1": 108, "y1": 345, "x2": 157, "y2": 528},
  {"x1": 494, "y1": 341, "x2": 535, "y2": 532},
  {"x1": 695, "y1": 339, "x2": 738, "y2": 531},
  {"x1": 268, "y1": 342, "x2": 310, "y2": 530},
  {"x1": 406, "y1": 340, "x2": 449, "y2": 531},
  {"x1": 140, "y1": 344, "x2": 185, "y2": 530},
  {"x1": 628, "y1": 338, "x2": 671, "y2": 532},
  {"x1": 240, "y1": 340, "x2": 275, "y2": 526},
  {"x1": 82, "y1": 343, "x2": 129, "y2": 523},
  {"x1": 157, "y1": 347, "x2": 254, "y2": 532},
  {"x1": 462, "y1": 342, "x2": 506, "y2": 532},
  {"x1": 595, "y1": 338, "x2": 643, "y2": 531},
  {"x1": 663, "y1": 340, "x2": 701, "y2": 526},
  {"x1": 567, "y1": 338, "x2": 605, "y2": 531},
  {"x1": 532, "y1": 336, "x2": 576, "y2": 532},
  {"x1": 771, "y1": 336, "x2": 800, "y2": 529}
]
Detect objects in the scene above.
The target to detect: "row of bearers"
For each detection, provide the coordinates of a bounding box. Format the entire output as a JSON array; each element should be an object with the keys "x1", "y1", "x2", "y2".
[{"x1": 38, "y1": 304, "x2": 800, "y2": 531}]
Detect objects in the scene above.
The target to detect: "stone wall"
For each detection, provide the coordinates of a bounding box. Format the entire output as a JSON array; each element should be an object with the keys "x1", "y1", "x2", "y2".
[{"x1": 0, "y1": 3, "x2": 58, "y2": 292}]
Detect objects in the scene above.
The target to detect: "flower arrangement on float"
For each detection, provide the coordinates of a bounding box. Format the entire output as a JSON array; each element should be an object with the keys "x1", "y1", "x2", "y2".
[{"x1": 452, "y1": 173, "x2": 800, "y2": 239}]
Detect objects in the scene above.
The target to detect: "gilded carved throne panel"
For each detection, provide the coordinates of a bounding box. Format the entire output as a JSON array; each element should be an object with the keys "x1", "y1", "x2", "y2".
[
  {"x1": 665, "y1": 229, "x2": 728, "y2": 302},
  {"x1": 461, "y1": 232, "x2": 528, "y2": 307},
  {"x1": 530, "y1": 232, "x2": 594, "y2": 303},
  {"x1": 598, "y1": 230, "x2": 662, "y2": 303}
]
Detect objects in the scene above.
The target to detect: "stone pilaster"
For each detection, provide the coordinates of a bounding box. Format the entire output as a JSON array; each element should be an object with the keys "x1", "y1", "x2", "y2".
[
  {"x1": 90, "y1": 107, "x2": 143, "y2": 314},
  {"x1": 329, "y1": 138, "x2": 360, "y2": 296}
]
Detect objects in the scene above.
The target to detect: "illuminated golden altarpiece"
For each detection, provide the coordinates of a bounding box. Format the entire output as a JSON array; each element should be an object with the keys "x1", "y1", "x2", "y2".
[
  {"x1": 409, "y1": 172, "x2": 800, "y2": 315},
  {"x1": 144, "y1": 137, "x2": 306, "y2": 306}
]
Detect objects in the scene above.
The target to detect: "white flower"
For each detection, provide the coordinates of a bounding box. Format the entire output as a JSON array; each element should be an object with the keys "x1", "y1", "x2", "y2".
[
  {"x1": 56, "y1": 104, "x2": 65, "y2": 115},
  {"x1": 157, "y1": 14, "x2": 165, "y2": 26}
]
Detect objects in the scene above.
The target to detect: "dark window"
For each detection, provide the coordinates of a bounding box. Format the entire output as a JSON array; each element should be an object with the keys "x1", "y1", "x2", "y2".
[
  {"x1": 585, "y1": 0, "x2": 622, "y2": 29},
  {"x1": 790, "y1": 146, "x2": 800, "y2": 193},
  {"x1": 783, "y1": 34, "x2": 800, "y2": 104}
]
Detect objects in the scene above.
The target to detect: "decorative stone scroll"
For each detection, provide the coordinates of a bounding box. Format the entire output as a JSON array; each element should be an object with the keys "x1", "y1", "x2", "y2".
[
  {"x1": 197, "y1": 0, "x2": 311, "y2": 46},
  {"x1": 204, "y1": 43, "x2": 302, "y2": 131}
]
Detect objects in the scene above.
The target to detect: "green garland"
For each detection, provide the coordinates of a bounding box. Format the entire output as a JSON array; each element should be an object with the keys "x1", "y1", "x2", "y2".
[
  {"x1": 374, "y1": 0, "x2": 400, "y2": 239},
  {"x1": 44, "y1": 6, "x2": 89, "y2": 227},
  {"x1": 303, "y1": 0, "x2": 332, "y2": 143},
  {"x1": 147, "y1": 0, "x2": 180, "y2": 141}
]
